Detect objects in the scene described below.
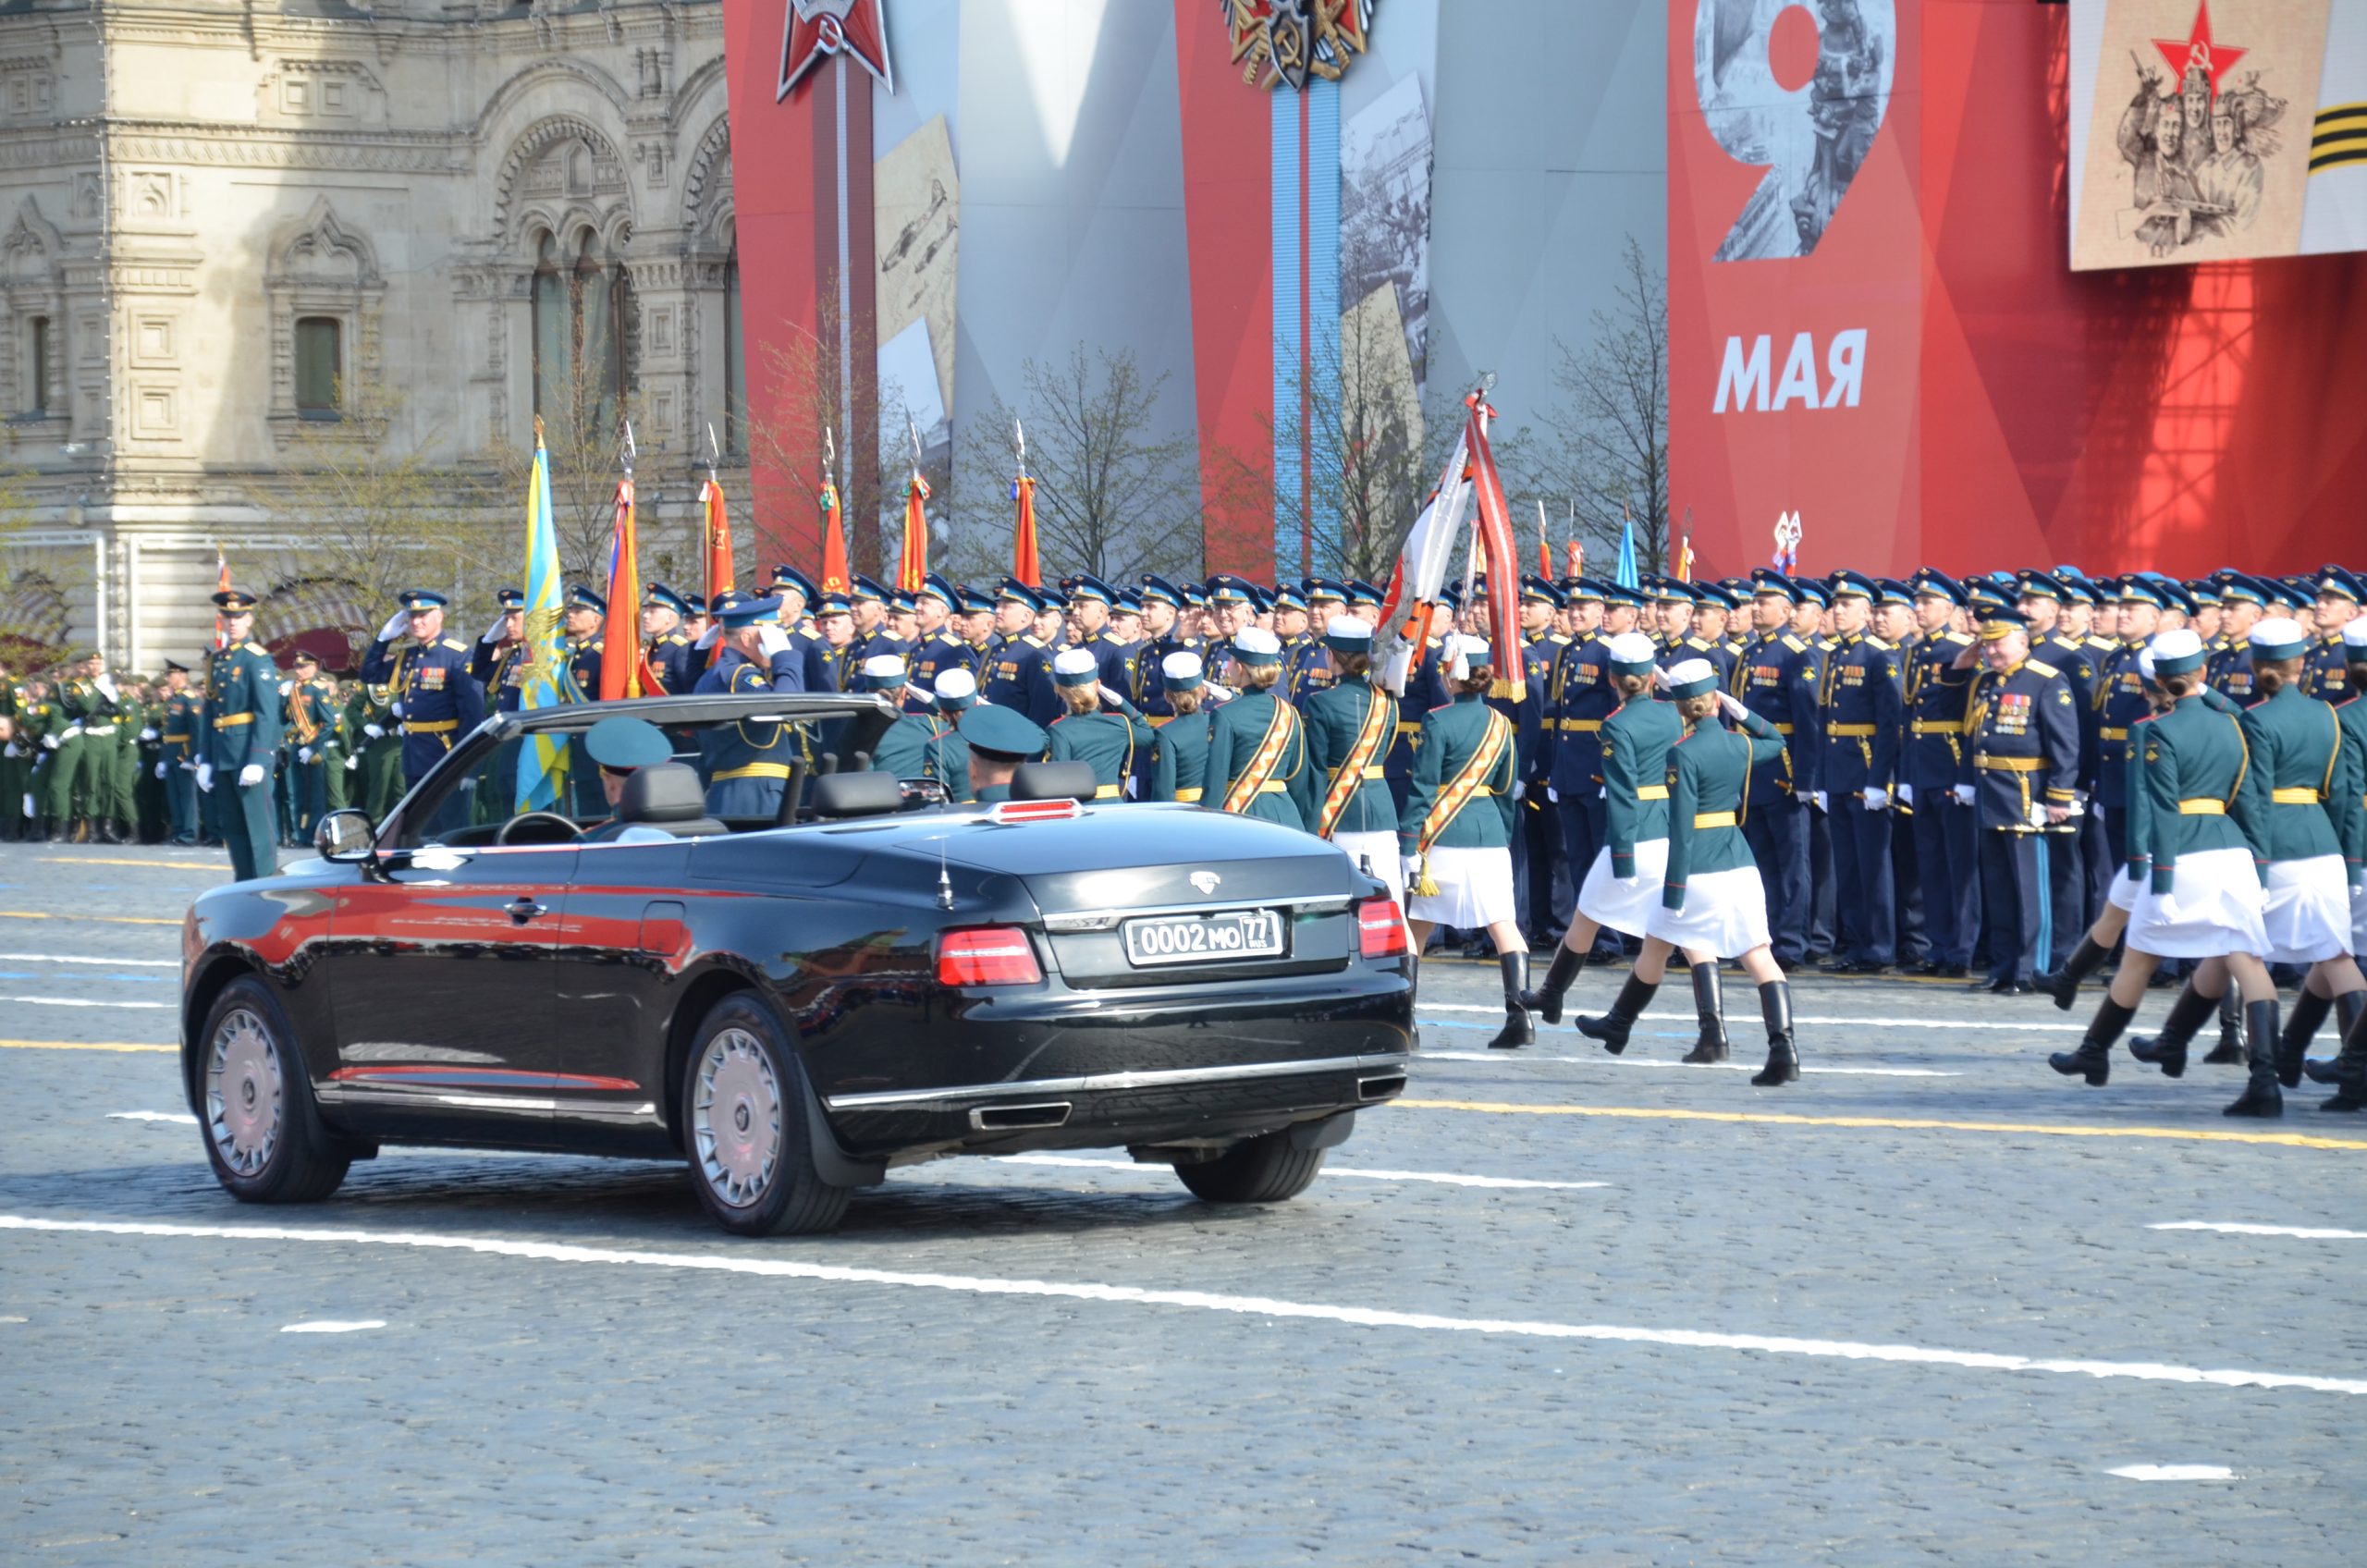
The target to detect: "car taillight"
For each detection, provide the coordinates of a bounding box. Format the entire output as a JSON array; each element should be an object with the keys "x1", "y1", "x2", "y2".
[
  {"x1": 1357, "y1": 898, "x2": 1409, "y2": 959},
  {"x1": 937, "y1": 927, "x2": 1043, "y2": 986}
]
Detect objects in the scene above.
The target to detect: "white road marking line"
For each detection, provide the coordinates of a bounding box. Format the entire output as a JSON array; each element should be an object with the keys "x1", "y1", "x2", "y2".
[
  {"x1": 989, "y1": 1154, "x2": 1607, "y2": 1192},
  {"x1": 1423, "y1": 1004, "x2": 2084, "y2": 1034},
  {"x1": 107, "y1": 1111, "x2": 196, "y2": 1125},
  {"x1": 0, "y1": 994, "x2": 171, "y2": 1011},
  {"x1": 7, "y1": 1214, "x2": 2364, "y2": 1399},
  {"x1": 0, "y1": 952, "x2": 177, "y2": 967},
  {"x1": 2152, "y1": 1221, "x2": 2367, "y2": 1241},
  {"x1": 2107, "y1": 1464, "x2": 2235, "y2": 1481},
  {"x1": 1418, "y1": 1049, "x2": 1958, "y2": 1078},
  {"x1": 279, "y1": 1319, "x2": 386, "y2": 1334}
]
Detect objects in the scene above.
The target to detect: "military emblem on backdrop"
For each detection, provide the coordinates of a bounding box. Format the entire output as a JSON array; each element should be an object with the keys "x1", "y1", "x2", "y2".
[
  {"x1": 779, "y1": 0, "x2": 893, "y2": 98},
  {"x1": 2071, "y1": 0, "x2": 2332, "y2": 269},
  {"x1": 1225, "y1": 0, "x2": 1375, "y2": 92}
]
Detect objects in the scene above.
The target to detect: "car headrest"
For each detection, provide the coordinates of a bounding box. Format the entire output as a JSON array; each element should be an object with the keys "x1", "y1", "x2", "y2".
[
  {"x1": 809, "y1": 769, "x2": 903, "y2": 820},
  {"x1": 1011, "y1": 760, "x2": 1097, "y2": 802},
  {"x1": 619, "y1": 762, "x2": 706, "y2": 824}
]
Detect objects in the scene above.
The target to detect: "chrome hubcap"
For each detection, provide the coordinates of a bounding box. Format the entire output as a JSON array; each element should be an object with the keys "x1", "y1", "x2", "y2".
[
  {"x1": 693, "y1": 1028, "x2": 781, "y2": 1209},
  {"x1": 206, "y1": 1008, "x2": 282, "y2": 1178}
]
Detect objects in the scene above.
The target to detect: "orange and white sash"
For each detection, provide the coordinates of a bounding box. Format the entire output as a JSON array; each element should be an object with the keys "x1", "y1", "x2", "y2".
[
  {"x1": 1221, "y1": 699, "x2": 1298, "y2": 814},
  {"x1": 1317, "y1": 687, "x2": 1395, "y2": 838},
  {"x1": 1418, "y1": 710, "x2": 1513, "y2": 854}
]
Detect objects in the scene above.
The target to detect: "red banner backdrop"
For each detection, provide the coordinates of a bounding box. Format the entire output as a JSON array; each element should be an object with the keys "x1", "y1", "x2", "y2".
[{"x1": 1669, "y1": 0, "x2": 2367, "y2": 579}]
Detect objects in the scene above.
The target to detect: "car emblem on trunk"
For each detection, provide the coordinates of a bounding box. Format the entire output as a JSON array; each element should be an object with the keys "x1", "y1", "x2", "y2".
[{"x1": 1190, "y1": 871, "x2": 1221, "y2": 895}]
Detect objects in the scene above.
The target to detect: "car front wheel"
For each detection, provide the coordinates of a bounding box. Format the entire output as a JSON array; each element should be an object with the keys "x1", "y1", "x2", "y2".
[
  {"x1": 200, "y1": 976, "x2": 350, "y2": 1205},
  {"x1": 682, "y1": 994, "x2": 852, "y2": 1236},
  {"x1": 1172, "y1": 1129, "x2": 1327, "y2": 1204}
]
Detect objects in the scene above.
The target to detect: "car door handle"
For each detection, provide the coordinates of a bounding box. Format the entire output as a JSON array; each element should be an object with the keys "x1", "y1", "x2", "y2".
[{"x1": 505, "y1": 897, "x2": 549, "y2": 924}]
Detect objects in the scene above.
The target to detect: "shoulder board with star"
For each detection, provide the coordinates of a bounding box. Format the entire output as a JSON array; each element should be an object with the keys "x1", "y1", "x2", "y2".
[
  {"x1": 245, "y1": 642, "x2": 268, "y2": 655},
  {"x1": 2026, "y1": 658, "x2": 2060, "y2": 679},
  {"x1": 441, "y1": 639, "x2": 467, "y2": 652},
  {"x1": 1943, "y1": 631, "x2": 1973, "y2": 645},
  {"x1": 1782, "y1": 634, "x2": 1807, "y2": 652}
]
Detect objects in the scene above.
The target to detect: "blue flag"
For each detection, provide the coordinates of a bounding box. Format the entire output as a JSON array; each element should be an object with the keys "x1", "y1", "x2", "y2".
[
  {"x1": 1613, "y1": 513, "x2": 1640, "y2": 590},
  {"x1": 514, "y1": 433, "x2": 570, "y2": 813}
]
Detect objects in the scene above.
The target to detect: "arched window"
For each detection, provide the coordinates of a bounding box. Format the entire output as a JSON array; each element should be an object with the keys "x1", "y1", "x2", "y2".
[{"x1": 530, "y1": 227, "x2": 631, "y2": 437}]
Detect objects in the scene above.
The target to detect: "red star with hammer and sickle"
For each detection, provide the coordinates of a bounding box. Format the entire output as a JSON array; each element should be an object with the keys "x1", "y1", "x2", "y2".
[{"x1": 2153, "y1": 1, "x2": 2246, "y2": 102}]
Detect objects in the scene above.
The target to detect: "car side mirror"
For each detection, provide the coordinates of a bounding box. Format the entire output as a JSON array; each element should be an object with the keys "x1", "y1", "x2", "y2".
[{"x1": 315, "y1": 808, "x2": 376, "y2": 864}]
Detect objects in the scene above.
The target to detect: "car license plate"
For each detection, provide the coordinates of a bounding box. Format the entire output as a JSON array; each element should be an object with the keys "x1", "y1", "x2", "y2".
[{"x1": 1122, "y1": 908, "x2": 1286, "y2": 967}]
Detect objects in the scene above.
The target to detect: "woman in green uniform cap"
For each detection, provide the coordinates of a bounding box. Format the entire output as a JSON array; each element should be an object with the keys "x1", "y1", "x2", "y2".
[
  {"x1": 1047, "y1": 647, "x2": 1155, "y2": 800},
  {"x1": 1147, "y1": 652, "x2": 1211, "y2": 803},
  {"x1": 1204, "y1": 626, "x2": 1314, "y2": 829}
]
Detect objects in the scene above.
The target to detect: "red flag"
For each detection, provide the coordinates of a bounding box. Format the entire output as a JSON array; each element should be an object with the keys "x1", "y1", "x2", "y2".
[
  {"x1": 898, "y1": 471, "x2": 930, "y2": 594},
  {"x1": 598, "y1": 477, "x2": 657, "y2": 702},
  {"x1": 818, "y1": 478, "x2": 850, "y2": 596},
  {"x1": 1537, "y1": 503, "x2": 1551, "y2": 579},
  {"x1": 699, "y1": 478, "x2": 734, "y2": 603},
  {"x1": 1565, "y1": 538, "x2": 1584, "y2": 580},
  {"x1": 1463, "y1": 399, "x2": 1525, "y2": 696},
  {"x1": 1012, "y1": 474, "x2": 1039, "y2": 587}
]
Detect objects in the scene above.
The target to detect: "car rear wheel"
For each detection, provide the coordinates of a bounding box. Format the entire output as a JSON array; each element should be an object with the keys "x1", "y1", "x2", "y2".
[
  {"x1": 200, "y1": 976, "x2": 350, "y2": 1205},
  {"x1": 682, "y1": 994, "x2": 851, "y2": 1236},
  {"x1": 1172, "y1": 1130, "x2": 1327, "y2": 1204}
]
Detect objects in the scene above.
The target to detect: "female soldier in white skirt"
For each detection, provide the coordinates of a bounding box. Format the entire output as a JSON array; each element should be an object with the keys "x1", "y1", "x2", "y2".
[
  {"x1": 2303, "y1": 613, "x2": 2367, "y2": 1109},
  {"x1": 1302, "y1": 616, "x2": 1404, "y2": 904},
  {"x1": 1520, "y1": 632, "x2": 1687, "y2": 1039},
  {"x1": 1399, "y1": 635, "x2": 1527, "y2": 1048},
  {"x1": 1576, "y1": 659, "x2": 1801, "y2": 1084},
  {"x1": 2046, "y1": 630, "x2": 2279, "y2": 1102}
]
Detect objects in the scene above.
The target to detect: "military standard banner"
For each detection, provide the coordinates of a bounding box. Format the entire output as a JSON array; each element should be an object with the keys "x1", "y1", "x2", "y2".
[{"x1": 2067, "y1": 0, "x2": 2367, "y2": 269}]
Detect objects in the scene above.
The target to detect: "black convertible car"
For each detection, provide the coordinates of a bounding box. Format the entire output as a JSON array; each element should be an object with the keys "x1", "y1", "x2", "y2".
[{"x1": 180, "y1": 693, "x2": 1414, "y2": 1234}]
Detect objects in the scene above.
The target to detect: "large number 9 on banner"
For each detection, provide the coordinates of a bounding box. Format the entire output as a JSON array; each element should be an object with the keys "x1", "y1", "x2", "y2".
[{"x1": 1695, "y1": 0, "x2": 1895, "y2": 262}]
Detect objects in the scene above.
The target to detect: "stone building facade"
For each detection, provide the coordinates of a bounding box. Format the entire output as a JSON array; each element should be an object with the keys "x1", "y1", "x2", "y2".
[{"x1": 0, "y1": 0, "x2": 741, "y2": 672}]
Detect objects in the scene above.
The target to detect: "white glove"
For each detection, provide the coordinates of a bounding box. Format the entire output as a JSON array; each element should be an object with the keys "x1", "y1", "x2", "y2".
[
  {"x1": 1716, "y1": 691, "x2": 1748, "y2": 721},
  {"x1": 1809, "y1": 790, "x2": 1827, "y2": 813},
  {"x1": 1401, "y1": 855, "x2": 1423, "y2": 888},
  {"x1": 40, "y1": 734, "x2": 55, "y2": 751},
  {"x1": 389, "y1": 701, "x2": 403, "y2": 718},
  {"x1": 18, "y1": 791, "x2": 30, "y2": 818},
  {"x1": 238, "y1": 763, "x2": 264, "y2": 789},
  {"x1": 297, "y1": 747, "x2": 313, "y2": 764},
  {"x1": 1861, "y1": 787, "x2": 1889, "y2": 811},
  {"x1": 378, "y1": 609, "x2": 411, "y2": 642},
  {"x1": 754, "y1": 623, "x2": 791, "y2": 659},
  {"x1": 1204, "y1": 681, "x2": 1237, "y2": 704},
  {"x1": 1, "y1": 742, "x2": 16, "y2": 759},
  {"x1": 178, "y1": 759, "x2": 195, "y2": 772},
  {"x1": 1897, "y1": 783, "x2": 1915, "y2": 807},
  {"x1": 363, "y1": 723, "x2": 384, "y2": 740},
  {"x1": 1953, "y1": 783, "x2": 1977, "y2": 806},
  {"x1": 153, "y1": 761, "x2": 166, "y2": 779},
  {"x1": 696, "y1": 623, "x2": 724, "y2": 652},
  {"x1": 1098, "y1": 683, "x2": 1126, "y2": 708},
  {"x1": 139, "y1": 728, "x2": 156, "y2": 741},
  {"x1": 344, "y1": 755, "x2": 360, "y2": 772},
  {"x1": 1545, "y1": 786, "x2": 1559, "y2": 803},
  {"x1": 484, "y1": 615, "x2": 508, "y2": 643},
  {"x1": 1510, "y1": 779, "x2": 1526, "y2": 803},
  {"x1": 196, "y1": 763, "x2": 214, "y2": 793}
]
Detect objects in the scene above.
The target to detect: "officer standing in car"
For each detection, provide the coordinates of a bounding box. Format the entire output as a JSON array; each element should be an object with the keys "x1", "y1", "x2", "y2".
[
  {"x1": 361, "y1": 589, "x2": 486, "y2": 796},
  {"x1": 694, "y1": 591, "x2": 795, "y2": 818},
  {"x1": 200, "y1": 588, "x2": 285, "y2": 882}
]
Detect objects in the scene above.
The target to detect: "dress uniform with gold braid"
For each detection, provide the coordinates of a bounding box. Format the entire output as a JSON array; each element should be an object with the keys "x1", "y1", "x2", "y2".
[
  {"x1": 360, "y1": 589, "x2": 486, "y2": 790},
  {"x1": 1958, "y1": 606, "x2": 2080, "y2": 993},
  {"x1": 1902, "y1": 570, "x2": 1980, "y2": 975},
  {"x1": 202, "y1": 589, "x2": 286, "y2": 882}
]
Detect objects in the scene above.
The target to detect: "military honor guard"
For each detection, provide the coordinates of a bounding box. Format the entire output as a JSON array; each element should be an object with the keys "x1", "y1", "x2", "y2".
[
  {"x1": 693, "y1": 592, "x2": 796, "y2": 818},
  {"x1": 1735, "y1": 570, "x2": 1824, "y2": 968},
  {"x1": 159, "y1": 660, "x2": 201, "y2": 844},
  {"x1": 1204, "y1": 626, "x2": 1315, "y2": 832},
  {"x1": 1300, "y1": 616, "x2": 1403, "y2": 902},
  {"x1": 281, "y1": 649, "x2": 339, "y2": 844},
  {"x1": 470, "y1": 588, "x2": 530, "y2": 713},
  {"x1": 1045, "y1": 647, "x2": 1154, "y2": 799},
  {"x1": 923, "y1": 670, "x2": 979, "y2": 803},
  {"x1": 1817, "y1": 570, "x2": 1905, "y2": 974},
  {"x1": 983, "y1": 581, "x2": 1061, "y2": 724},
  {"x1": 2304, "y1": 567, "x2": 2361, "y2": 701},
  {"x1": 2302, "y1": 616, "x2": 2367, "y2": 1108},
  {"x1": 361, "y1": 590, "x2": 487, "y2": 803},
  {"x1": 1902, "y1": 570, "x2": 1981, "y2": 976},
  {"x1": 1398, "y1": 635, "x2": 1527, "y2": 1048},
  {"x1": 642, "y1": 583, "x2": 700, "y2": 694},
  {"x1": 1957, "y1": 606, "x2": 2081, "y2": 995},
  {"x1": 559, "y1": 586, "x2": 607, "y2": 699},
  {"x1": 1147, "y1": 652, "x2": 1213, "y2": 803},
  {"x1": 200, "y1": 588, "x2": 285, "y2": 882},
  {"x1": 1526, "y1": 631, "x2": 1678, "y2": 1036},
  {"x1": 907, "y1": 575, "x2": 970, "y2": 699}
]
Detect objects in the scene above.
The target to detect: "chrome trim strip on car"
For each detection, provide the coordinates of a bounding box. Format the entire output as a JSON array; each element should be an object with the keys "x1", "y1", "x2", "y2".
[
  {"x1": 1043, "y1": 892, "x2": 1355, "y2": 933},
  {"x1": 823, "y1": 1050, "x2": 1411, "y2": 1111}
]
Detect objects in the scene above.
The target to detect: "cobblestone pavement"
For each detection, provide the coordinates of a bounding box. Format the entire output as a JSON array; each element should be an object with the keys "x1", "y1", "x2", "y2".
[{"x1": 2, "y1": 844, "x2": 2362, "y2": 1565}]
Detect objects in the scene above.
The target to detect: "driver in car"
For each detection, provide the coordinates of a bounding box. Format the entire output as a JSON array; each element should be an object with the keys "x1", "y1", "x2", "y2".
[{"x1": 571, "y1": 715, "x2": 675, "y2": 841}]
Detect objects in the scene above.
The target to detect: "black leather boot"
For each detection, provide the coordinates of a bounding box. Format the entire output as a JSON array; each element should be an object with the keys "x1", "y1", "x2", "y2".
[
  {"x1": 1751, "y1": 980, "x2": 1797, "y2": 1085},
  {"x1": 1519, "y1": 943, "x2": 1586, "y2": 1026},
  {"x1": 2274, "y1": 990, "x2": 2333, "y2": 1089},
  {"x1": 1683, "y1": 964, "x2": 1729, "y2": 1063},
  {"x1": 2128, "y1": 981, "x2": 2216, "y2": 1074},
  {"x1": 2322, "y1": 998, "x2": 2367, "y2": 1111},
  {"x1": 1487, "y1": 952, "x2": 1534, "y2": 1050},
  {"x1": 1404, "y1": 952, "x2": 1421, "y2": 1051},
  {"x1": 2049, "y1": 998, "x2": 2134, "y2": 1086},
  {"x1": 2224, "y1": 999, "x2": 2284, "y2": 1118},
  {"x1": 2201, "y1": 986, "x2": 2244, "y2": 1063},
  {"x1": 2301, "y1": 992, "x2": 2364, "y2": 1084},
  {"x1": 1576, "y1": 974, "x2": 1658, "y2": 1056},
  {"x1": 2037, "y1": 935, "x2": 2110, "y2": 1012}
]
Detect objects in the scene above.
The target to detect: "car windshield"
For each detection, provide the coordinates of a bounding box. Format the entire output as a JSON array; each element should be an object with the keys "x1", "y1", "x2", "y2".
[{"x1": 392, "y1": 703, "x2": 923, "y2": 850}]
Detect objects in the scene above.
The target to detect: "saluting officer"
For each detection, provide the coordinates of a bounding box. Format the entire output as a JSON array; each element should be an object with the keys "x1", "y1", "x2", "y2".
[
  {"x1": 1957, "y1": 606, "x2": 2080, "y2": 995},
  {"x1": 470, "y1": 588, "x2": 530, "y2": 713},
  {"x1": 693, "y1": 591, "x2": 797, "y2": 819},
  {"x1": 1301, "y1": 616, "x2": 1403, "y2": 903},
  {"x1": 1818, "y1": 570, "x2": 1904, "y2": 974},
  {"x1": 1902, "y1": 569, "x2": 1980, "y2": 977},
  {"x1": 1735, "y1": 570, "x2": 1823, "y2": 968},
  {"x1": 1146, "y1": 653, "x2": 1213, "y2": 805},
  {"x1": 200, "y1": 588, "x2": 285, "y2": 882},
  {"x1": 361, "y1": 589, "x2": 486, "y2": 794}
]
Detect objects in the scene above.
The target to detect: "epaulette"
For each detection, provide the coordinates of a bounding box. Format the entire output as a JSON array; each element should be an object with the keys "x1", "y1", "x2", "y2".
[
  {"x1": 1944, "y1": 631, "x2": 1973, "y2": 645},
  {"x1": 1022, "y1": 634, "x2": 1044, "y2": 648},
  {"x1": 2087, "y1": 636, "x2": 2116, "y2": 651},
  {"x1": 1865, "y1": 636, "x2": 1894, "y2": 651},
  {"x1": 1782, "y1": 634, "x2": 1807, "y2": 652},
  {"x1": 245, "y1": 642, "x2": 267, "y2": 655},
  {"x1": 1683, "y1": 636, "x2": 1711, "y2": 651},
  {"x1": 2027, "y1": 658, "x2": 2060, "y2": 679},
  {"x1": 441, "y1": 639, "x2": 467, "y2": 652}
]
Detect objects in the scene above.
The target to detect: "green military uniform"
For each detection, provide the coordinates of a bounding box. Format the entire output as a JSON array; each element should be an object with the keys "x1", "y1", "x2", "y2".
[
  {"x1": 99, "y1": 681, "x2": 143, "y2": 838},
  {"x1": 16, "y1": 692, "x2": 56, "y2": 839},
  {"x1": 1600, "y1": 692, "x2": 1684, "y2": 876},
  {"x1": 1301, "y1": 678, "x2": 1400, "y2": 837},
  {"x1": 43, "y1": 668, "x2": 95, "y2": 834},
  {"x1": 282, "y1": 670, "x2": 342, "y2": 841},
  {"x1": 2126, "y1": 692, "x2": 2261, "y2": 893},
  {"x1": 202, "y1": 619, "x2": 287, "y2": 883},
  {"x1": 1204, "y1": 687, "x2": 1315, "y2": 829},
  {"x1": 347, "y1": 682, "x2": 404, "y2": 820},
  {"x1": 0, "y1": 680, "x2": 24, "y2": 840},
  {"x1": 871, "y1": 707, "x2": 974, "y2": 802},
  {"x1": 133, "y1": 693, "x2": 167, "y2": 843},
  {"x1": 2238, "y1": 682, "x2": 2345, "y2": 867},
  {"x1": 161, "y1": 681, "x2": 202, "y2": 842},
  {"x1": 1047, "y1": 699, "x2": 1156, "y2": 800},
  {"x1": 1396, "y1": 691, "x2": 1518, "y2": 858},
  {"x1": 1662, "y1": 706, "x2": 1789, "y2": 910},
  {"x1": 1147, "y1": 709, "x2": 1211, "y2": 803}
]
